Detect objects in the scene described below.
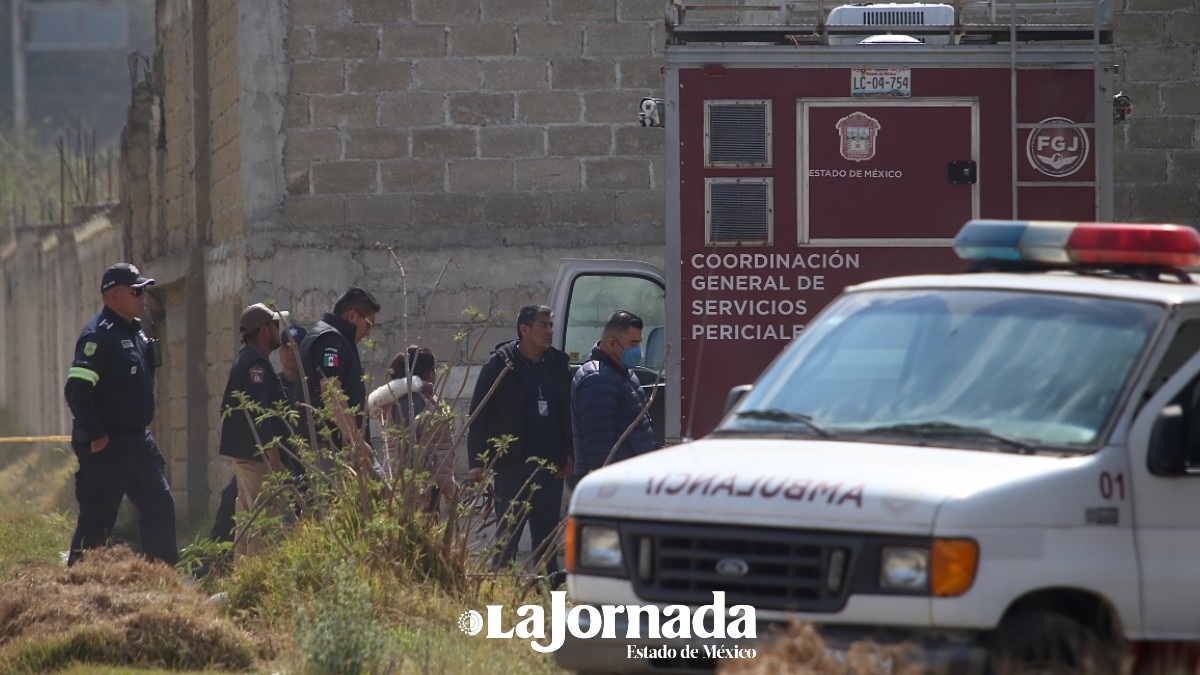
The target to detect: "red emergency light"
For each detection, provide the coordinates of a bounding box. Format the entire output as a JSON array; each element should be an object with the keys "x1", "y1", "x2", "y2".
[{"x1": 954, "y1": 220, "x2": 1200, "y2": 271}]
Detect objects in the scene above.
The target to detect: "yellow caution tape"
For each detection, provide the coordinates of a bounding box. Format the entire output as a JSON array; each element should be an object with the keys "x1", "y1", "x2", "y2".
[{"x1": 0, "y1": 436, "x2": 71, "y2": 443}]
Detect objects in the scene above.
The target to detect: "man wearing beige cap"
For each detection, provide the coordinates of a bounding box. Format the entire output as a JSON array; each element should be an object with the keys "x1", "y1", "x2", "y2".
[{"x1": 217, "y1": 303, "x2": 290, "y2": 557}]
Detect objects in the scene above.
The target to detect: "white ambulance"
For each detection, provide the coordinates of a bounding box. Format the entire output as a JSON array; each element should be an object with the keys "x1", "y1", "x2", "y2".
[{"x1": 559, "y1": 220, "x2": 1200, "y2": 674}]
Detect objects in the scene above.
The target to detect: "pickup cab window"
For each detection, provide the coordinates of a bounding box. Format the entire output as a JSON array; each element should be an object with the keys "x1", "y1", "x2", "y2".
[{"x1": 721, "y1": 289, "x2": 1163, "y2": 450}]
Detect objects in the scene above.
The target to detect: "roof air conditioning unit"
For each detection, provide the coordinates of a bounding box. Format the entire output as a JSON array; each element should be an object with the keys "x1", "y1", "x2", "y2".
[{"x1": 827, "y1": 3, "x2": 955, "y2": 46}]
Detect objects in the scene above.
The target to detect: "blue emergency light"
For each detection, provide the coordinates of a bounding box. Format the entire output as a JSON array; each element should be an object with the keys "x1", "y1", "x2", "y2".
[{"x1": 953, "y1": 219, "x2": 1200, "y2": 269}]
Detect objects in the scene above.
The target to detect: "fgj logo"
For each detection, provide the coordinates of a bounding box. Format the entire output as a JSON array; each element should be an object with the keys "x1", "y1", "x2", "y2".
[
  {"x1": 1026, "y1": 116, "x2": 1089, "y2": 177},
  {"x1": 461, "y1": 591, "x2": 756, "y2": 654}
]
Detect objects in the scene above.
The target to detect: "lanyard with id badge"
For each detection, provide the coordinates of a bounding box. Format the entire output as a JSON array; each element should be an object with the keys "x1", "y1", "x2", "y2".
[{"x1": 530, "y1": 360, "x2": 550, "y2": 417}]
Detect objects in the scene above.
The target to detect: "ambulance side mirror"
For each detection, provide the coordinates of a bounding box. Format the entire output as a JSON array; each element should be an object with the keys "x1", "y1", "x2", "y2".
[
  {"x1": 724, "y1": 384, "x2": 752, "y2": 416},
  {"x1": 1148, "y1": 404, "x2": 1187, "y2": 476}
]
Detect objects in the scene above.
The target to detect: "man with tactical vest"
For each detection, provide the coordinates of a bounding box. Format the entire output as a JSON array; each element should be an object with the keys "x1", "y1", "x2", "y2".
[{"x1": 299, "y1": 287, "x2": 381, "y2": 463}]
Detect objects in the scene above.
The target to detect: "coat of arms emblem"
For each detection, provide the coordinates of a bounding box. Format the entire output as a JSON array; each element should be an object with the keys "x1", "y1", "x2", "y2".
[{"x1": 836, "y1": 112, "x2": 881, "y2": 162}]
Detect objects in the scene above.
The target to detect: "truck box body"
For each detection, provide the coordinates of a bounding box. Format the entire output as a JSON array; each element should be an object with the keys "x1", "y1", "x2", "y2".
[{"x1": 552, "y1": 0, "x2": 1117, "y2": 444}]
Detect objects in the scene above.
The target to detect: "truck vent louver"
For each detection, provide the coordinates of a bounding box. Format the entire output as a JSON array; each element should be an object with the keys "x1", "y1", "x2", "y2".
[
  {"x1": 708, "y1": 180, "x2": 772, "y2": 244},
  {"x1": 862, "y1": 10, "x2": 927, "y2": 24},
  {"x1": 708, "y1": 104, "x2": 769, "y2": 165}
]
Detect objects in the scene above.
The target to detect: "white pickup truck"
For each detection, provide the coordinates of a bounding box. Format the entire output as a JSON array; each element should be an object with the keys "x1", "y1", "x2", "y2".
[{"x1": 558, "y1": 220, "x2": 1200, "y2": 674}]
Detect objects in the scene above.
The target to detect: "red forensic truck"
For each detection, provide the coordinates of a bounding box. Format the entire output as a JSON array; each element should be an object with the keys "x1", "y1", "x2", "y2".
[{"x1": 551, "y1": 0, "x2": 1119, "y2": 445}]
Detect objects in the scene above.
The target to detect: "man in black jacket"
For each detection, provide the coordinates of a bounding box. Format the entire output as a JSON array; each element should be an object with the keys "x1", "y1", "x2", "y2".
[
  {"x1": 63, "y1": 263, "x2": 177, "y2": 566},
  {"x1": 299, "y1": 287, "x2": 381, "y2": 462},
  {"x1": 468, "y1": 305, "x2": 572, "y2": 583},
  {"x1": 218, "y1": 303, "x2": 290, "y2": 558}
]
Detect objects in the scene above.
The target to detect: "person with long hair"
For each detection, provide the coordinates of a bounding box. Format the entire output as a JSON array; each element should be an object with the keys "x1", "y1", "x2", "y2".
[{"x1": 368, "y1": 346, "x2": 456, "y2": 512}]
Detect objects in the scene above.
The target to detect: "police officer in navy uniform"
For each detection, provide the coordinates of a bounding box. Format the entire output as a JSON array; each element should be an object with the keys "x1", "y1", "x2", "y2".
[
  {"x1": 218, "y1": 303, "x2": 291, "y2": 558},
  {"x1": 299, "y1": 287, "x2": 380, "y2": 454},
  {"x1": 64, "y1": 263, "x2": 178, "y2": 566},
  {"x1": 201, "y1": 318, "x2": 303, "y2": 571}
]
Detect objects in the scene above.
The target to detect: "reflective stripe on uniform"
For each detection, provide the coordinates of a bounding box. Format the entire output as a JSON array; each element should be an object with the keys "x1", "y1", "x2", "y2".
[{"x1": 68, "y1": 366, "x2": 100, "y2": 385}]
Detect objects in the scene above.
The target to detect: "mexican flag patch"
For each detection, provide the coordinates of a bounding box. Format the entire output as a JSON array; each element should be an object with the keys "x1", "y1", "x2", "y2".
[{"x1": 323, "y1": 349, "x2": 340, "y2": 368}]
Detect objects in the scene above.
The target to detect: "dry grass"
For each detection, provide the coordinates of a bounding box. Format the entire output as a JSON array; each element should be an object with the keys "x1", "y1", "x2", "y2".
[
  {"x1": 718, "y1": 621, "x2": 920, "y2": 675},
  {"x1": 0, "y1": 416, "x2": 915, "y2": 674},
  {"x1": 0, "y1": 546, "x2": 258, "y2": 673},
  {"x1": 0, "y1": 438, "x2": 74, "y2": 516}
]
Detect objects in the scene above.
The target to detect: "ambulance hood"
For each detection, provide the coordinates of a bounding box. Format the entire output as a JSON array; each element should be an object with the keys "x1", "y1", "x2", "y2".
[{"x1": 569, "y1": 438, "x2": 1091, "y2": 534}]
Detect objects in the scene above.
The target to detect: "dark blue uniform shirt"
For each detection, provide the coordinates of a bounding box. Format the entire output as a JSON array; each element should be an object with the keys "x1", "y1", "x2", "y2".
[
  {"x1": 218, "y1": 344, "x2": 289, "y2": 461},
  {"x1": 301, "y1": 312, "x2": 365, "y2": 413},
  {"x1": 64, "y1": 306, "x2": 156, "y2": 440}
]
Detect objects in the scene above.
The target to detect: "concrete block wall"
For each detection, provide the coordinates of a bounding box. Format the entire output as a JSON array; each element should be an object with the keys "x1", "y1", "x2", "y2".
[
  {"x1": 209, "y1": 0, "x2": 246, "y2": 246},
  {"x1": 154, "y1": 4, "x2": 198, "y2": 260},
  {"x1": 152, "y1": 281, "x2": 190, "y2": 502},
  {"x1": 136, "y1": 1, "x2": 203, "y2": 516},
  {"x1": 279, "y1": 0, "x2": 668, "y2": 375},
  {"x1": 1113, "y1": 0, "x2": 1200, "y2": 226},
  {"x1": 120, "y1": 0, "x2": 253, "y2": 517},
  {"x1": 0, "y1": 215, "x2": 123, "y2": 441}
]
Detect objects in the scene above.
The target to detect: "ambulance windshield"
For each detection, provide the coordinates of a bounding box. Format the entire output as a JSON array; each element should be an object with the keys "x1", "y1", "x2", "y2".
[{"x1": 721, "y1": 289, "x2": 1163, "y2": 450}]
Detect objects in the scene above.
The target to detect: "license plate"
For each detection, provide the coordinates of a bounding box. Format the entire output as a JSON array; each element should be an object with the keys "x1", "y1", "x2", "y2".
[{"x1": 851, "y1": 68, "x2": 912, "y2": 97}]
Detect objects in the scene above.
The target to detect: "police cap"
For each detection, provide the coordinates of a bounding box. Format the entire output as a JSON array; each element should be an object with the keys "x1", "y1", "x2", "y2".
[
  {"x1": 101, "y1": 263, "x2": 155, "y2": 292},
  {"x1": 240, "y1": 303, "x2": 289, "y2": 337}
]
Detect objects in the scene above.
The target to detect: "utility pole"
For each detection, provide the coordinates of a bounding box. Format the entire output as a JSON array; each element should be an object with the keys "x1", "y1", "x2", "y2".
[{"x1": 11, "y1": 0, "x2": 25, "y2": 135}]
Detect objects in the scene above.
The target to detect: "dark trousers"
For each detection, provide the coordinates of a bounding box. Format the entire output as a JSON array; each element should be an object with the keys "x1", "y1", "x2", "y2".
[
  {"x1": 493, "y1": 462, "x2": 564, "y2": 577},
  {"x1": 210, "y1": 475, "x2": 238, "y2": 543},
  {"x1": 69, "y1": 429, "x2": 178, "y2": 566}
]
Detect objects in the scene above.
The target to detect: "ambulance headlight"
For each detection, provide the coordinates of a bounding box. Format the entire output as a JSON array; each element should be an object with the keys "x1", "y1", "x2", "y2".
[
  {"x1": 580, "y1": 525, "x2": 623, "y2": 570},
  {"x1": 880, "y1": 546, "x2": 929, "y2": 590}
]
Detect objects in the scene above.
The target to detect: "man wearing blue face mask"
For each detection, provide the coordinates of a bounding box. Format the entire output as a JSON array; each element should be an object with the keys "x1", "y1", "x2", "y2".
[{"x1": 570, "y1": 310, "x2": 657, "y2": 484}]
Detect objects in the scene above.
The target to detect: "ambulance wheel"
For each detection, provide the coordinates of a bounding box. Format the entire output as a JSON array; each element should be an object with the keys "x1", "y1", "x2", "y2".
[{"x1": 988, "y1": 611, "x2": 1118, "y2": 675}]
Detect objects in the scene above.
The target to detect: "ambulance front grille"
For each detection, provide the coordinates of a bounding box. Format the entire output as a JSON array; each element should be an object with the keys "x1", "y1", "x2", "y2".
[{"x1": 623, "y1": 522, "x2": 863, "y2": 613}]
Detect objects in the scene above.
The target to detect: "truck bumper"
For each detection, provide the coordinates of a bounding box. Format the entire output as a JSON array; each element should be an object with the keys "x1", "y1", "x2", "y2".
[
  {"x1": 820, "y1": 624, "x2": 990, "y2": 675},
  {"x1": 553, "y1": 612, "x2": 990, "y2": 674}
]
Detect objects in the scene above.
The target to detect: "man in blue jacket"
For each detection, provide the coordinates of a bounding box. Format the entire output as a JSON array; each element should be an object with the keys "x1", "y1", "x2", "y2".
[{"x1": 571, "y1": 310, "x2": 656, "y2": 483}]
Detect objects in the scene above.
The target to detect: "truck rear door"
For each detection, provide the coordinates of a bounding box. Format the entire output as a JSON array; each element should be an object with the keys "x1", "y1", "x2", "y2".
[
  {"x1": 549, "y1": 259, "x2": 669, "y2": 448},
  {"x1": 801, "y1": 98, "x2": 978, "y2": 244}
]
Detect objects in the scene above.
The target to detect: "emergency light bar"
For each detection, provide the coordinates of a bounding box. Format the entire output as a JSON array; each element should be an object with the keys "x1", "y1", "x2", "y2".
[{"x1": 953, "y1": 220, "x2": 1200, "y2": 270}]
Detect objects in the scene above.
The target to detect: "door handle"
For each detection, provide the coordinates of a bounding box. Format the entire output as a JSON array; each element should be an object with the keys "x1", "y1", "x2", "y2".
[{"x1": 948, "y1": 160, "x2": 977, "y2": 185}]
